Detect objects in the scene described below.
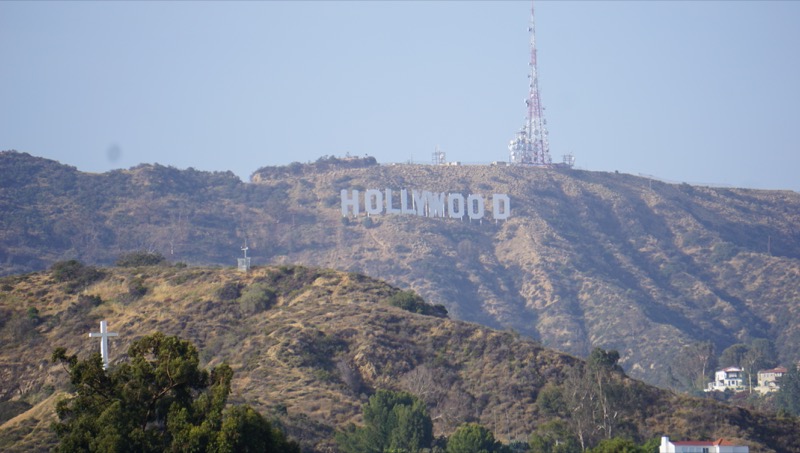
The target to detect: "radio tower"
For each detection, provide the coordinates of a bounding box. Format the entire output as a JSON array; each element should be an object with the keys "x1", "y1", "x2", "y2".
[{"x1": 509, "y1": 1, "x2": 552, "y2": 166}]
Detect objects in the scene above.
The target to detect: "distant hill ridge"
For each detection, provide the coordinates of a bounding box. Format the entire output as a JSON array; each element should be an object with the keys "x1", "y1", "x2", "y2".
[
  {"x1": 251, "y1": 154, "x2": 379, "y2": 181},
  {"x1": 1, "y1": 150, "x2": 799, "y2": 389}
]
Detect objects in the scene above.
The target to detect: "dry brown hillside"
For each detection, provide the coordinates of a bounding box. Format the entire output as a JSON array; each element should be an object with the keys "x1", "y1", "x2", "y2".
[
  {"x1": 0, "y1": 264, "x2": 798, "y2": 452},
  {"x1": 2, "y1": 151, "x2": 800, "y2": 389}
]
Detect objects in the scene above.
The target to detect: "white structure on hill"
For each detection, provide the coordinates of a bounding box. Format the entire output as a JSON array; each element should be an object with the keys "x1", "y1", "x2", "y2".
[
  {"x1": 706, "y1": 367, "x2": 744, "y2": 392},
  {"x1": 238, "y1": 241, "x2": 251, "y2": 273},
  {"x1": 756, "y1": 367, "x2": 787, "y2": 394},
  {"x1": 660, "y1": 436, "x2": 748, "y2": 453},
  {"x1": 89, "y1": 320, "x2": 119, "y2": 370}
]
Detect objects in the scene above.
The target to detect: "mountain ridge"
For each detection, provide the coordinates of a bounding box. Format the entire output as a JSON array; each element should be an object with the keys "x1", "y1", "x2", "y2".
[{"x1": 2, "y1": 150, "x2": 799, "y2": 389}]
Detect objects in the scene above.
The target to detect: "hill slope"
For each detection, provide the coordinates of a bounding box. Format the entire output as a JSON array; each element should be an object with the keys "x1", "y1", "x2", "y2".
[
  {"x1": 2, "y1": 151, "x2": 800, "y2": 387},
  {"x1": 1, "y1": 265, "x2": 798, "y2": 452}
]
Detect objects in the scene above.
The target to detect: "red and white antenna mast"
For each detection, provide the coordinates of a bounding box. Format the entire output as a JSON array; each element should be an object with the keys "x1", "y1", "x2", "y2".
[{"x1": 509, "y1": 1, "x2": 552, "y2": 166}]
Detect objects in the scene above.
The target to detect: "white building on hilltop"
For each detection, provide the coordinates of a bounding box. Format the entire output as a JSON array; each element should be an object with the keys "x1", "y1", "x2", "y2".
[
  {"x1": 706, "y1": 367, "x2": 744, "y2": 392},
  {"x1": 660, "y1": 436, "x2": 748, "y2": 453}
]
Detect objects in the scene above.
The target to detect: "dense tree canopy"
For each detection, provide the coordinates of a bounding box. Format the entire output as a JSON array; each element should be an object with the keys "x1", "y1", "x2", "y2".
[
  {"x1": 336, "y1": 389, "x2": 433, "y2": 453},
  {"x1": 534, "y1": 348, "x2": 628, "y2": 451},
  {"x1": 52, "y1": 332, "x2": 298, "y2": 452},
  {"x1": 527, "y1": 420, "x2": 580, "y2": 453},
  {"x1": 719, "y1": 344, "x2": 749, "y2": 369},
  {"x1": 670, "y1": 340, "x2": 717, "y2": 392},
  {"x1": 776, "y1": 364, "x2": 800, "y2": 416},
  {"x1": 587, "y1": 347, "x2": 622, "y2": 373},
  {"x1": 446, "y1": 423, "x2": 508, "y2": 453},
  {"x1": 586, "y1": 437, "x2": 659, "y2": 453}
]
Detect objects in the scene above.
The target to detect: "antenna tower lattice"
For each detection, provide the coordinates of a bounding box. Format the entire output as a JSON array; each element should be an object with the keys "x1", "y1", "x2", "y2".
[
  {"x1": 509, "y1": 1, "x2": 552, "y2": 166},
  {"x1": 432, "y1": 146, "x2": 446, "y2": 165}
]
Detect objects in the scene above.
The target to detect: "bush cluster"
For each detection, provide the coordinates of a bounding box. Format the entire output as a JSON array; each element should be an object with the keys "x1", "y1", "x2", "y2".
[
  {"x1": 50, "y1": 260, "x2": 104, "y2": 294},
  {"x1": 387, "y1": 290, "x2": 448, "y2": 318},
  {"x1": 115, "y1": 251, "x2": 166, "y2": 267}
]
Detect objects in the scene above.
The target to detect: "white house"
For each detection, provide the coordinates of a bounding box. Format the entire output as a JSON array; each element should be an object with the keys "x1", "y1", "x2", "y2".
[
  {"x1": 706, "y1": 367, "x2": 744, "y2": 392},
  {"x1": 660, "y1": 436, "x2": 748, "y2": 453},
  {"x1": 755, "y1": 367, "x2": 787, "y2": 394}
]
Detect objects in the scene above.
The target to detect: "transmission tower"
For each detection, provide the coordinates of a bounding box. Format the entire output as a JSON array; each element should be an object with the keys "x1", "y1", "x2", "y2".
[
  {"x1": 432, "y1": 145, "x2": 447, "y2": 165},
  {"x1": 509, "y1": 1, "x2": 552, "y2": 166}
]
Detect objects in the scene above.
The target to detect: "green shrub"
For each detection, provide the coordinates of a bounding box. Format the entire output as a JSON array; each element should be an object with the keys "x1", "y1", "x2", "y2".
[
  {"x1": 51, "y1": 260, "x2": 85, "y2": 282},
  {"x1": 50, "y1": 260, "x2": 104, "y2": 293},
  {"x1": 387, "y1": 290, "x2": 448, "y2": 318},
  {"x1": 77, "y1": 294, "x2": 103, "y2": 308},
  {"x1": 216, "y1": 282, "x2": 242, "y2": 301},
  {"x1": 238, "y1": 283, "x2": 277, "y2": 315},
  {"x1": 336, "y1": 389, "x2": 432, "y2": 453},
  {"x1": 447, "y1": 423, "x2": 507, "y2": 453},
  {"x1": 115, "y1": 251, "x2": 166, "y2": 267},
  {"x1": 126, "y1": 278, "x2": 147, "y2": 300},
  {"x1": 26, "y1": 307, "x2": 40, "y2": 324}
]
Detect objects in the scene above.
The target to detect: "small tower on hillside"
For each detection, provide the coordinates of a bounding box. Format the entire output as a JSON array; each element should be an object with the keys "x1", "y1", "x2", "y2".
[
  {"x1": 238, "y1": 240, "x2": 251, "y2": 273},
  {"x1": 432, "y1": 146, "x2": 447, "y2": 165}
]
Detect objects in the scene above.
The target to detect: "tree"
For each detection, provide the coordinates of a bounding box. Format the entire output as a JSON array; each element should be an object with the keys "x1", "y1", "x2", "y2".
[
  {"x1": 336, "y1": 389, "x2": 433, "y2": 453},
  {"x1": 741, "y1": 339, "x2": 778, "y2": 392},
  {"x1": 527, "y1": 420, "x2": 580, "y2": 453},
  {"x1": 535, "y1": 383, "x2": 566, "y2": 416},
  {"x1": 586, "y1": 437, "x2": 646, "y2": 453},
  {"x1": 718, "y1": 344, "x2": 749, "y2": 369},
  {"x1": 640, "y1": 437, "x2": 661, "y2": 453},
  {"x1": 672, "y1": 341, "x2": 716, "y2": 392},
  {"x1": 52, "y1": 332, "x2": 298, "y2": 452},
  {"x1": 214, "y1": 405, "x2": 299, "y2": 453},
  {"x1": 447, "y1": 423, "x2": 508, "y2": 453},
  {"x1": 775, "y1": 364, "x2": 800, "y2": 416},
  {"x1": 587, "y1": 348, "x2": 622, "y2": 373},
  {"x1": 559, "y1": 349, "x2": 626, "y2": 450},
  {"x1": 586, "y1": 348, "x2": 624, "y2": 440},
  {"x1": 561, "y1": 365, "x2": 596, "y2": 451}
]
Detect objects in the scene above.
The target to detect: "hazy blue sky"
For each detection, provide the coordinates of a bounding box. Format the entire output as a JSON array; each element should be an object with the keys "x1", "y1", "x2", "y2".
[{"x1": 2, "y1": 1, "x2": 799, "y2": 191}]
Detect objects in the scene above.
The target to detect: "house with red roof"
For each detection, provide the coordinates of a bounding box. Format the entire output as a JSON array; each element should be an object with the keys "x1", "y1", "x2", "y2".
[
  {"x1": 660, "y1": 436, "x2": 749, "y2": 453},
  {"x1": 755, "y1": 366, "x2": 787, "y2": 394}
]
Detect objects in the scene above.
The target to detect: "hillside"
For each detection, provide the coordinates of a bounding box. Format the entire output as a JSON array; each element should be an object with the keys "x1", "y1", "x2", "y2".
[
  {"x1": 1, "y1": 150, "x2": 800, "y2": 388},
  {"x1": 1, "y1": 264, "x2": 798, "y2": 452}
]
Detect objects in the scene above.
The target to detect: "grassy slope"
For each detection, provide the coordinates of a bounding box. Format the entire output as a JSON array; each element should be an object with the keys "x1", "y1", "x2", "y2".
[
  {"x1": 2, "y1": 151, "x2": 800, "y2": 389},
  {"x1": 258, "y1": 164, "x2": 800, "y2": 388},
  {"x1": 0, "y1": 265, "x2": 798, "y2": 452}
]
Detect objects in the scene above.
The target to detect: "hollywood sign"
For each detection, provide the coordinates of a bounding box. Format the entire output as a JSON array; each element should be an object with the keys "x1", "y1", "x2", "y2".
[{"x1": 341, "y1": 189, "x2": 510, "y2": 220}]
